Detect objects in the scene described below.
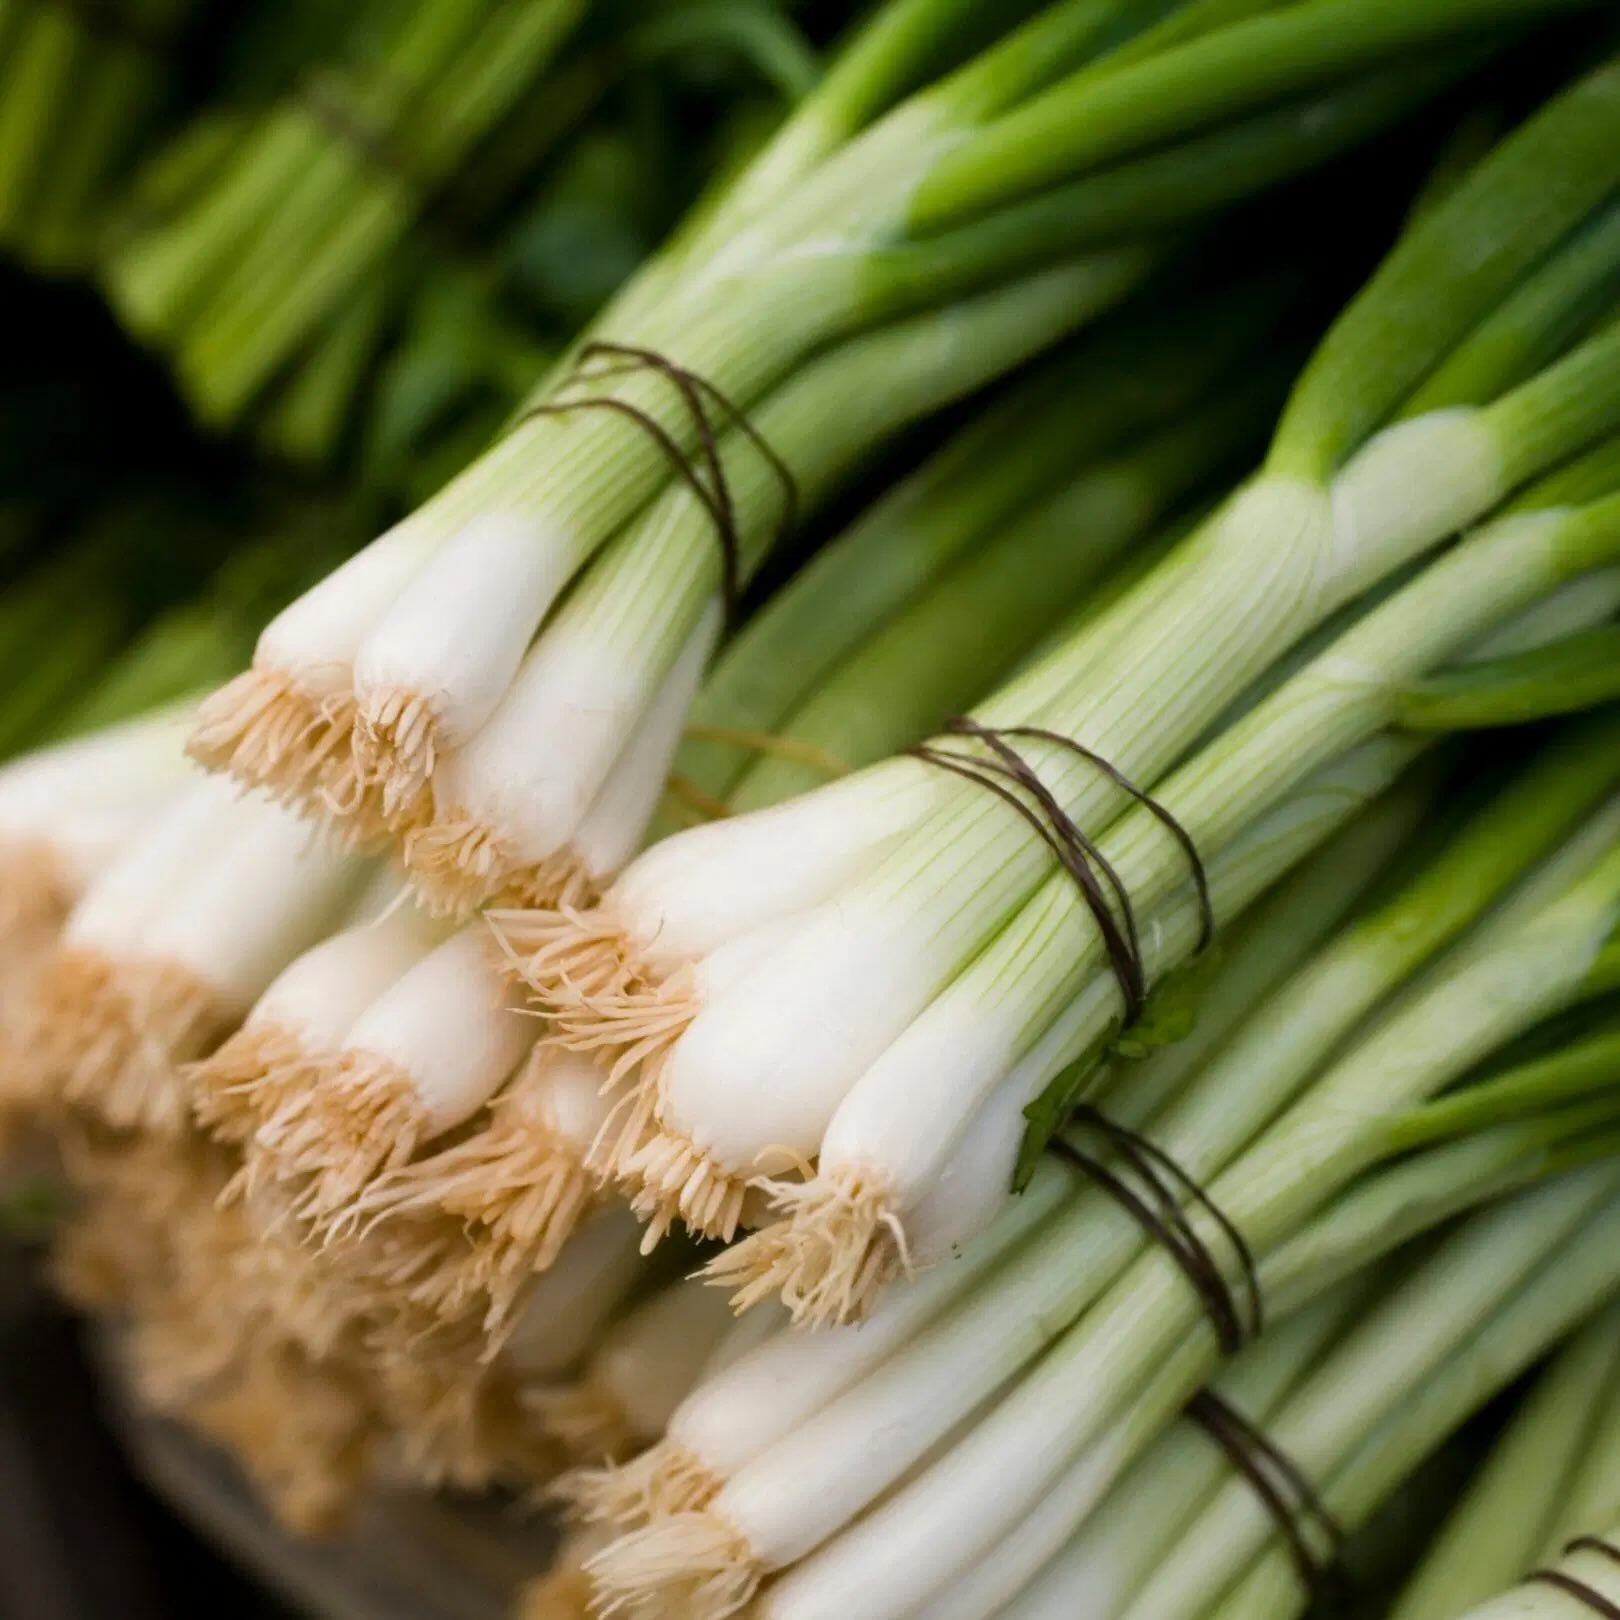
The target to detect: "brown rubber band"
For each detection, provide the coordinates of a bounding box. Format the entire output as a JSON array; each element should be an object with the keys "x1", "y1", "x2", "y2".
[
  {"x1": 909, "y1": 739, "x2": 1145, "y2": 1018},
  {"x1": 1186, "y1": 1389, "x2": 1346, "y2": 1600},
  {"x1": 1072, "y1": 1104, "x2": 1262, "y2": 1344},
  {"x1": 1049, "y1": 1137, "x2": 1246, "y2": 1354},
  {"x1": 988, "y1": 722, "x2": 1214, "y2": 952},
  {"x1": 1050, "y1": 1111, "x2": 1259, "y2": 1356},
  {"x1": 939, "y1": 718, "x2": 1148, "y2": 995},
  {"x1": 297, "y1": 74, "x2": 485, "y2": 245},
  {"x1": 518, "y1": 343, "x2": 799, "y2": 629},
  {"x1": 1568, "y1": 1540, "x2": 1620, "y2": 1571},
  {"x1": 1527, "y1": 1571, "x2": 1620, "y2": 1617},
  {"x1": 908, "y1": 717, "x2": 1212, "y2": 1025}
]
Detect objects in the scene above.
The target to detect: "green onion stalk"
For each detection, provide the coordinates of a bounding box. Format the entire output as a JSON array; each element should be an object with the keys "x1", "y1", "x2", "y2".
[
  {"x1": 506, "y1": 54, "x2": 1620, "y2": 1289},
  {"x1": 1389, "y1": 1299, "x2": 1620, "y2": 1620},
  {"x1": 577, "y1": 743, "x2": 1620, "y2": 1616},
  {"x1": 206, "y1": 358, "x2": 1258, "y2": 1319},
  {"x1": 655, "y1": 429, "x2": 1620, "y2": 1286},
  {"x1": 670, "y1": 273, "x2": 1298, "y2": 817},
  {"x1": 556, "y1": 795, "x2": 1430, "y2": 1524},
  {"x1": 0, "y1": 0, "x2": 201, "y2": 273},
  {"x1": 187, "y1": 0, "x2": 1536, "y2": 867},
  {"x1": 396, "y1": 272, "x2": 1297, "y2": 915}
]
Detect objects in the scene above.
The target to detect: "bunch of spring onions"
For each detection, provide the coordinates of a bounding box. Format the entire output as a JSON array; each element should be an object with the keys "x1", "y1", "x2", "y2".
[
  {"x1": 0, "y1": 270, "x2": 1239, "y2": 1503},
  {"x1": 170, "y1": 306, "x2": 1267, "y2": 1365},
  {"x1": 185, "y1": 0, "x2": 1546, "y2": 891},
  {"x1": 6, "y1": 0, "x2": 1620, "y2": 1599},
  {"x1": 566, "y1": 726, "x2": 1620, "y2": 1616},
  {"x1": 466, "y1": 49, "x2": 1620, "y2": 1315},
  {"x1": 99, "y1": 0, "x2": 824, "y2": 464},
  {"x1": 0, "y1": 0, "x2": 203, "y2": 273}
]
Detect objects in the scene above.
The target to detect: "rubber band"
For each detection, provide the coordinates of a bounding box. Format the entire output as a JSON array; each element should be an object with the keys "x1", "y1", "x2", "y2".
[
  {"x1": 1527, "y1": 1571, "x2": 1620, "y2": 1617},
  {"x1": 909, "y1": 717, "x2": 1212, "y2": 1024},
  {"x1": 518, "y1": 342, "x2": 799, "y2": 629},
  {"x1": 297, "y1": 73, "x2": 490, "y2": 246},
  {"x1": 1049, "y1": 1107, "x2": 1259, "y2": 1355},
  {"x1": 1568, "y1": 1540, "x2": 1620, "y2": 1571},
  {"x1": 1186, "y1": 1388, "x2": 1346, "y2": 1600}
]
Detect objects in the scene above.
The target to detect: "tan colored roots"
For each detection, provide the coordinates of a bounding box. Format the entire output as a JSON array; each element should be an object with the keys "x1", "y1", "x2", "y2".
[
  {"x1": 188, "y1": 667, "x2": 356, "y2": 809},
  {"x1": 586, "y1": 1510, "x2": 760, "y2": 1620},
  {"x1": 351, "y1": 1110, "x2": 596, "y2": 1336},
  {"x1": 48, "y1": 1116, "x2": 563, "y2": 1533},
  {"x1": 252, "y1": 1050, "x2": 427, "y2": 1225},
  {"x1": 31, "y1": 948, "x2": 230, "y2": 1134},
  {"x1": 404, "y1": 816, "x2": 599, "y2": 919},
  {"x1": 617, "y1": 1126, "x2": 751, "y2": 1248},
  {"x1": 188, "y1": 1020, "x2": 323, "y2": 1145},
  {"x1": 0, "y1": 842, "x2": 75, "y2": 1131},
  {"x1": 529, "y1": 1378, "x2": 639, "y2": 1466},
  {"x1": 55, "y1": 1128, "x2": 386, "y2": 1536},
  {"x1": 185, "y1": 1343, "x2": 382, "y2": 1538},
  {"x1": 374, "y1": 1353, "x2": 557, "y2": 1493},
  {"x1": 0, "y1": 838, "x2": 74, "y2": 988},
  {"x1": 554, "y1": 1438, "x2": 719, "y2": 1528},
  {"x1": 701, "y1": 1168, "x2": 904, "y2": 1327},
  {"x1": 490, "y1": 905, "x2": 697, "y2": 1073},
  {"x1": 352, "y1": 685, "x2": 440, "y2": 830}
]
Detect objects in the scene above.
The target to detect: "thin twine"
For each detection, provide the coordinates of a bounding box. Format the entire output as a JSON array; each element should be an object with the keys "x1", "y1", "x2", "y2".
[
  {"x1": 1569, "y1": 1540, "x2": 1620, "y2": 1569},
  {"x1": 1185, "y1": 1388, "x2": 1346, "y2": 1601},
  {"x1": 908, "y1": 716, "x2": 1212, "y2": 1025},
  {"x1": 45, "y1": 0, "x2": 171, "y2": 52},
  {"x1": 1049, "y1": 1107, "x2": 1260, "y2": 1355},
  {"x1": 298, "y1": 72, "x2": 508, "y2": 250},
  {"x1": 1526, "y1": 1572, "x2": 1620, "y2": 1618},
  {"x1": 664, "y1": 727, "x2": 851, "y2": 825},
  {"x1": 518, "y1": 341, "x2": 799, "y2": 630}
]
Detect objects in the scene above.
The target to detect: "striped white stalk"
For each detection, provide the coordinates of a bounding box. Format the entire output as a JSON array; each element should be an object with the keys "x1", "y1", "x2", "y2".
[
  {"x1": 940, "y1": 1283, "x2": 1365, "y2": 1620},
  {"x1": 559, "y1": 1161, "x2": 1074, "y2": 1528},
  {"x1": 1390, "y1": 1308, "x2": 1619, "y2": 1620},
  {"x1": 1429, "y1": 1534, "x2": 1620, "y2": 1620},
  {"x1": 1203, "y1": 1193, "x2": 1620, "y2": 1620},
  {"x1": 1115, "y1": 1169, "x2": 1620, "y2": 1620},
  {"x1": 707, "y1": 738, "x2": 1427, "y2": 1303}
]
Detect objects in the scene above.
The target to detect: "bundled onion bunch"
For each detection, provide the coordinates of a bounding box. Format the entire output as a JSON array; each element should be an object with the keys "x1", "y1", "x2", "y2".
[
  {"x1": 181, "y1": 292, "x2": 1273, "y2": 1359},
  {"x1": 0, "y1": 0, "x2": 205, "y2": 273},
  {"x1": 99, "y1": 0, "x2": 826, "y2": 476},
  {"x1": 570, "y1": 727, "x2": 1620, "y2": 1617}
]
